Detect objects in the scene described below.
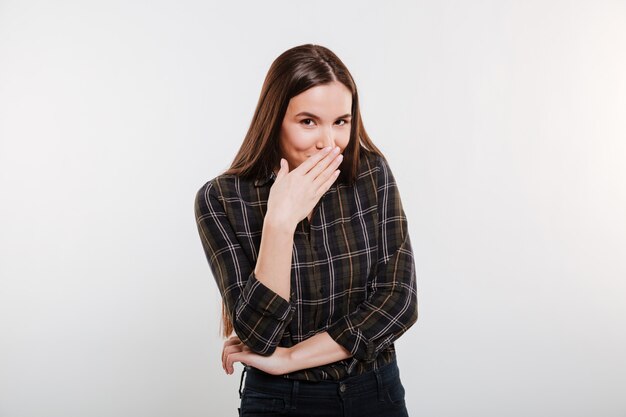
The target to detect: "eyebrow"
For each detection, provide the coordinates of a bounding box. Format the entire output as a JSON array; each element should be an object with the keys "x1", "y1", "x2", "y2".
[{"x1": 295, "y1": 111, "x2": 352, "y2": 119}]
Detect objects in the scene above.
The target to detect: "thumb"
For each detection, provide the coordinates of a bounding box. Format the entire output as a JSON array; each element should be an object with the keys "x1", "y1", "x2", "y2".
[{"x1": 277, "y1": 158, "x2": 288, "y2": 177}]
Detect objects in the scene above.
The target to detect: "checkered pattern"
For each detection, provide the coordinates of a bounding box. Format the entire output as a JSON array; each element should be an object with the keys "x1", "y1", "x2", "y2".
[{"x1": 194, "y1": 151, "x2": 418, "y2": 381}]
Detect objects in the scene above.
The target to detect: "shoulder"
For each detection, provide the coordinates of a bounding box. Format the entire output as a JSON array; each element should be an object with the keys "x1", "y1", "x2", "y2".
[
  {"x1": 194, "y1": 173, "x2": 241, "y2": 215},
  {"x1": 195, "y1": 173, "x2": 251, "y2": 202},
  {"x1": 356, "y1": 151, "x2": 394, "y2": 188}
]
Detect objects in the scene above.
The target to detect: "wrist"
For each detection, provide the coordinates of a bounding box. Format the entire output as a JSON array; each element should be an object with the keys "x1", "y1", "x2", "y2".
[
  {"x1": 286, "y1": 342, "x2": 308, "y2": 372},
  {"x1": 264, "y1": 212, "x2": 297, "y2": 232},
  {"x1": 284, "y1": 345, "x2": 297, "y2": 374}
]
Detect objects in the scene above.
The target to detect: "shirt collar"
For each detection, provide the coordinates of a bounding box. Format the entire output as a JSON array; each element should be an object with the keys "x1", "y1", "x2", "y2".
[{"x1": 253, "y1": 169, "x2": 277, "y2": 187}]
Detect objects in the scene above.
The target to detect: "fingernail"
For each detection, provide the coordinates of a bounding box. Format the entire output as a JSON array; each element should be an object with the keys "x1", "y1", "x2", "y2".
[{"x1": 324, "y1": 147, "x2": 332, "y2": 152}]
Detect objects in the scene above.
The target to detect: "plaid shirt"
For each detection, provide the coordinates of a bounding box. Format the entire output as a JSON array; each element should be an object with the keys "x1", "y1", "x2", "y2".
[{"x1": 194, "y1": 151, "x2": 418, "y2": 381}]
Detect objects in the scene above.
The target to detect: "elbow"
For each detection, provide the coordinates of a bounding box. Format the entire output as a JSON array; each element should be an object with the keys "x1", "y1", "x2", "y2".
[
  {"x1": 400, "y1": 287, "x2": 418, "y2": 331},
  {"x1": 226, "y1": 279, "x2": 295, "y2": 356},
  {"x1": 231, "y1": 315, "x2": 287, "y2": 356},
  {"x1": 408, "y1": 290, "x2": 418, "y2": 327},
  {"x1": 407, "y1": 302, "x2": 418, "y2": 329}
]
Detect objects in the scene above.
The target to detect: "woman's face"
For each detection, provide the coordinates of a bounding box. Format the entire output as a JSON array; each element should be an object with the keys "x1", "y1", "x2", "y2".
[{"x1": 277, "y1": 80, "x2": 352, "y2": 171}]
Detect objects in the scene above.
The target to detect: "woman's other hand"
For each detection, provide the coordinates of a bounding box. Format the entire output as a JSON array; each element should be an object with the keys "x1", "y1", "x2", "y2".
[
  {"x1": 266, "y1": 146, "x2": 343, "y2": 227},
  {"x1": 221, "y1": 334, "x2": 292, "y2": 376}
]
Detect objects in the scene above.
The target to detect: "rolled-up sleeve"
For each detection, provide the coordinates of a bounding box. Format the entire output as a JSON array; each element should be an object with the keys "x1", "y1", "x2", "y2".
[
  {"x1": 194, "y1": 180, "x2": 295, "y2": 355},
  {"x1": 327, "y1": 155, "x2": 418, "y2": 362}
]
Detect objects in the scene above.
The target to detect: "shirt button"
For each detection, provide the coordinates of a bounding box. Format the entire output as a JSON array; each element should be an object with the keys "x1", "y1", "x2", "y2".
[{"x1": 339, "y1": 383, "x2": 346, "y2": 392}]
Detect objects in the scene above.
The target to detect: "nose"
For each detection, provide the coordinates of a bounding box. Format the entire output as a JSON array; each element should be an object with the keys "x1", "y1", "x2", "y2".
[{"x1": 319, "y1": 126, "x2": 336, "y2": 150}]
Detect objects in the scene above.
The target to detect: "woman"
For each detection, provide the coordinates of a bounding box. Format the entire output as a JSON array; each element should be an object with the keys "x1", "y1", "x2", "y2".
[{"x1": 194, "y1": 44, "x2": 418, "y2": 417}]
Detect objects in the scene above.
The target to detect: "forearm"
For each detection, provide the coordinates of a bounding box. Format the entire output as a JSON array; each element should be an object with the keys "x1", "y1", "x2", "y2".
[
  {"x1": 254, "y1": 216, "x2": 296, "y2": 302},
  {"x1": 286, "y1": 331, "x2": 352, "y2": 373}
]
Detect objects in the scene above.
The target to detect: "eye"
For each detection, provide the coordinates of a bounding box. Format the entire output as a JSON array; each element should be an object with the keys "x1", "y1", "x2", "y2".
[
  {"x1": 336, "y1": 119, "x2": 350, "y2": 126},
  {"x1": 300, "y1": 119, "x2": 315, "y2": 126}
]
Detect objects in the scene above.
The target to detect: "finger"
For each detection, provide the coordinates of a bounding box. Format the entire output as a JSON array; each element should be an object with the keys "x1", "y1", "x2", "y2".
[
  {"x1": 226, "y1": 352, "x2": 245, "y2": 375},
  {"x1": 292, "y1": 146, "x2": 333, "y2": 175},
  {"x1": 307, "y1": 147, "x2": 342, "y2": 182},
  {"x1": 275, "y1": 158, "x2": 288, "y2": 180},
  {"x1": 314, "y1": 153, "x2": 343, "y2": 193},
  {"x1": 222, "y1": 343, "x2": 243, "y2": 372},
  {"x1": 222, "y1": 337, "x2": 242, "y2": 369},
  {"x1": 222, "y1": 337, "x2": 241, "y2": 354},
  {"x1": 224, "y1": 336, "x2": 241, "y2": 346},
  {"x1": 318, "y1": 168, "x2": 341, "y2": 196}
]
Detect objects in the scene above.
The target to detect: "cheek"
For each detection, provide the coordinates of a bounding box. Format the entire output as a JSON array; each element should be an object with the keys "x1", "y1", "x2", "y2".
[
  {"x1": 292, "y1": 136, "x2": 316, "y2": 151},
  {"x1": 338, "y1": 131, "x2": 351, "y2": 148},
  {"x1": 281, "y1": 125, "x2": 312, "y2": 150}
]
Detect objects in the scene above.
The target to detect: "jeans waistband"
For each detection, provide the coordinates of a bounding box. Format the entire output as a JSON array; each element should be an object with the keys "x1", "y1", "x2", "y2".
[{"x1": 239, "y1": 357, "x2": 400, "y2": 400}]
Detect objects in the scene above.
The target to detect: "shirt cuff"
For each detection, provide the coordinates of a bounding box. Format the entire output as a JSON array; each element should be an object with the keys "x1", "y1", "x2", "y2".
[
  {"x1": 241, "y1": 271, "x2": 294, "y2": 321},
  {"x1": 326, "y1": 316, "x2": 377, "y2": 363}
]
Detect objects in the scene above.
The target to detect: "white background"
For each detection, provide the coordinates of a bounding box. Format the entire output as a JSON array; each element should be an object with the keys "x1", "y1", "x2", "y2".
[{"x1": 1, "y1": 1, "x2": 625, "y2": 416}]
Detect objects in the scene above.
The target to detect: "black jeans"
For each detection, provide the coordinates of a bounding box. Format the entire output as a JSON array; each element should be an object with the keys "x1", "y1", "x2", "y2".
[{"x1": 237, "y1": 358, "x2": 409, "y2": 417}]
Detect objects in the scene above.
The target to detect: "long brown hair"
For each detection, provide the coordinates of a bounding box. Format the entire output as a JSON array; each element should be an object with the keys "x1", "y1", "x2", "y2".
[{"x1": 219, "y1": 43, "x2": 384, "y2": 338}]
